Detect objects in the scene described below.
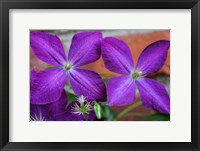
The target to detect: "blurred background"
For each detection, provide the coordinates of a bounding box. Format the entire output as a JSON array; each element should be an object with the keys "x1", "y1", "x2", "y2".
[{"x1": 30, "y1": 29, "x2": 170, "y2": 121}]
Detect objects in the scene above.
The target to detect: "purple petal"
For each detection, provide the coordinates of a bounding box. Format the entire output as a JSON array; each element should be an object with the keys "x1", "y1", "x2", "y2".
[
  {"x1": 30, "y1": 69, "x2": 37, "y2": 87},
  {"x1": 30, "y1": 91, "x2": 68, "y2": 121},
  {"x1": 30, "y1": 32, "x2": 67, "y2": 66},
  {"x1": 69, "y1": 68, "x2": 106, "y2": 102},
  {"x1": 52, "y1": 111, "x2": 83, "y2": 121},
  {"x1": 107, "y1": 76, "x2": 136, "y2": 106},
  {"x1": 30, "y1": 68, "x2": 67, "y2": 104},
  {"x1": 101, "y1": 37, "x2": 134, "y2": 74},
  {"x1": 68, "y1": 32, "x2": 102, "y2": 67},
  {"x1": 49, "y1": 90, "x2": 68, "y2": 116},
  {"x1": 136, "y1": 40, "x2": 170, "y2": 75},
  {"x1": 30, "y1": 69, "x2": 37, "y2": 80},
  {"x1": 88, "y1": 110, "x2": 96, "y2": 121},
  {"x1": 136, "y1": 78, "x2": 170, "y2": 114}
]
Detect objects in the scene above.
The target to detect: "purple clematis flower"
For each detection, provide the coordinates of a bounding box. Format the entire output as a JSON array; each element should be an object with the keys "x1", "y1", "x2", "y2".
[
  {"x1": 101, "y1": 37, "x2": 170, "y2": 114},
  {"x1": 30, "y1": 31, "x2": 106, "y2": 105}
]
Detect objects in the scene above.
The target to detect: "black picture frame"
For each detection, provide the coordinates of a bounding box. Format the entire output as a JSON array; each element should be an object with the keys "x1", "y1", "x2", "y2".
[{"x1": 0, "y1": 0, "x2": 200, "y2": 151}]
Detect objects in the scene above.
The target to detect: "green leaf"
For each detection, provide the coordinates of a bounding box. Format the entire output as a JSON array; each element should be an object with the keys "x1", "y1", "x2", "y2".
[
  {"x1": 66, "y1": 91, "x2": 77, "y2": 107},
  {"x1": 94, "y1": 102, "x2": 102, "y2": 119},
  {"x1": 145, "y1": 113, "x2": 170, "y2": 121},
  {"x1": 101, "y1": 102, "x2": 116, "y2": 121}
]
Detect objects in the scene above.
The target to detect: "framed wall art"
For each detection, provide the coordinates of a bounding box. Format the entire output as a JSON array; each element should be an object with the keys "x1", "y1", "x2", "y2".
[{"x1": 0, "y1": 0, "x2": 200, "y2": 151}]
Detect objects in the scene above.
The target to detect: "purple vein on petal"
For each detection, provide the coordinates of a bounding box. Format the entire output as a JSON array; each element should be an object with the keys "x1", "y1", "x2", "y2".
[
  {"x1": 136, "y1": 40, "x2": 170, "y2": 76},
  {"x1": 101, "y1": 37, "x2": 134, "y2": 74},
  {"x1": 30, "y1": 32, "x2": 67, "y2": 66},
  {"x1": 107, "y1": 76, "x2": 136, "y2": 106},
  {"x1": 69, "y1": 68, "x2": 106, "y2": 102},
  {"x1": 30, "y1": 67, "x2": 67, "y2": 104},
  {"x1": 136, "y1": 78, "x2": 170, "y2": 114},
  {"x1": 67, "y1": 32, "x2": 102, "y2": 67}
]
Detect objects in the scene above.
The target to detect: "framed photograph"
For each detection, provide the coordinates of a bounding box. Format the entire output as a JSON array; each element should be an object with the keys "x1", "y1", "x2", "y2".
[{"x1": 1, "y1": 0, "x2": 200, "y2": 150}]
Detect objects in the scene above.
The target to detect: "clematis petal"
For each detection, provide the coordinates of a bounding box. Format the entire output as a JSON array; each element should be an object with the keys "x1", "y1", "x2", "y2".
[
  {"x1": 52, "y1": 111, "x2": 83, "y2": 121},
  {"x1": 30, "y1": 32, "x2": 67, "y2": 66},
  {"x1": 101, "y1": 37, "x2": 134, "y2": 74},
  {"x1": 87, "y1": 110, "x2": 96, "y2": 121},
  {"x1": 68, "y1": 32, "x2": 102, "y2": 66},
  {"x1": 30, "y1": 69, "x2": 37, "y2": 87},
  {"x1": 69, "y1": 68, "x2": 106, "y2": 102},
  {"x1": 49, "y1": 90, "x2": 68, "y2": 116},
  {"x1": 136, "y1": 78, "x2": 170, "y2": 114},
  {"x1": 136, "y1": 40, "x2": 170, "y2": 75},
  {"x1": 107, "y1": 76, "x2": 136, "y2": 106},
  {"x1": 30, "y1": 91, "x2": 68, "y2": 121},
  {"x1": 30, "y1": 68, "x2": 67, "y2": 104}
]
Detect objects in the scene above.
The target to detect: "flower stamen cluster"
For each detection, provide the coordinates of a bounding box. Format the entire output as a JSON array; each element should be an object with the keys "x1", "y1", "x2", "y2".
[
  {"x1": 71, "y1": 95, "x2": 93, "y2": 116},
  {"x1": 132, "y1": 70, "x2": 142, "y2": 79},
  {"x1": 64, "y1": 62, "x2": 73, "y2": 71}
]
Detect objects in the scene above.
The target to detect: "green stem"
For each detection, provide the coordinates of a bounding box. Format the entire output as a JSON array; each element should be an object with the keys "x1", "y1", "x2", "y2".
[
  {"x1": 83, "y1": 113, "x2": 88, "y2": 121},
  {"x1": 44, "y1": 66, "x2": 59, "y2": 70},
  {"x1": 99, "y1": 72, "x2": 116, "y2": 77},
  {"x1": 114, "y1": 101, "x2": 142, "y2": 121},
  {"x1": 125, "y1": 113, "x2": 147, "y2": 117}
]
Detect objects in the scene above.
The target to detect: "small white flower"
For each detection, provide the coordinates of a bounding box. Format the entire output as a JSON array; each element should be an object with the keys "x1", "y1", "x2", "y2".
[{"x1": 71, "y1": 95, "x2": 93, "y2": 116}]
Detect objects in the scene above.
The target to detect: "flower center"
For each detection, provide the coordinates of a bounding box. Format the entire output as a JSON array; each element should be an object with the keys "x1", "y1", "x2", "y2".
[
  {"x1": 64, "y1": 62, "x2": 73, "y2": 71},
  {"x1": 132, "y1": 71, "x2": 141, "y2": 79}
]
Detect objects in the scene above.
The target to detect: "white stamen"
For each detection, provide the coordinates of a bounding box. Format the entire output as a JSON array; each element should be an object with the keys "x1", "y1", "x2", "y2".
[
  {"x1": 30, "y1": 112, "x2": 46, "y2": 121},
  {"x1": 71, "y1": 95, "x2": 93, "y2": 116}
]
